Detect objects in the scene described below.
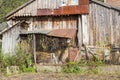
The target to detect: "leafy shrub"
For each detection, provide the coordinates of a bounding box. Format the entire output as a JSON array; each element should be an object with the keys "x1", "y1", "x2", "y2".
[
  {"x1": 16, "y1": 49, "x2": 35, "y2": 73},
  {"x1": 0, "y1": 52, "x2": 4, "y2": 72},
  {"x1": 79, "y1": 60, "x2": 105, "y2": 67},
  {"x1": 0, "y1": 48, "x2": 35, "y2": 74},
  {"x1": 62, "y1": 62, "x2": 85, "y2": 73},
  {"x1": 21, "y1": 65, "x2": 35, "y2": 72},
  {"x1": 62, "y1": 60, "x2": 104, "y2": 74},
  {"x1": 79, "y1": 60, "x2": 103, "y2": 74}
]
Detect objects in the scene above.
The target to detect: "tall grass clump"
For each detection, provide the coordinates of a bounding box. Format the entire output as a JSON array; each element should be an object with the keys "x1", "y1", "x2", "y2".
[
  {"x1": 0, "y1": 47, "x2": 35, "y2": 74},
  {"x1": 62, "y1": 60, "x2": 104, "y2": 74}
]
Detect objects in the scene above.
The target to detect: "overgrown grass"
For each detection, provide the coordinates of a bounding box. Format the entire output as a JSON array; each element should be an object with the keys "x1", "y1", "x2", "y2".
[
  {"x1": 62, "y1": 62, "x2": 85, "y2": 74},
  {"x1": 62, "y1": 60, "x2": 105, "y2": 74},
  {"x1": 0, "y1": 48, "x2": 35, "y2": 75}
]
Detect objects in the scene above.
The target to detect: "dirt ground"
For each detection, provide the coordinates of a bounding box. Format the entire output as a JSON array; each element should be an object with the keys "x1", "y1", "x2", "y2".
[{"x1": 0, "y1": 73, "x2": 120, "y2": 80}]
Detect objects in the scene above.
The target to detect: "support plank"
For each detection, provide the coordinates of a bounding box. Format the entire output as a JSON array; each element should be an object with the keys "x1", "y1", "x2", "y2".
[
  {"x1": 77, "y1": 15, "x2": 83, "y2": 59},
  {"x1": 33, "y1": 34, "x2": 36, "y2": 64}
]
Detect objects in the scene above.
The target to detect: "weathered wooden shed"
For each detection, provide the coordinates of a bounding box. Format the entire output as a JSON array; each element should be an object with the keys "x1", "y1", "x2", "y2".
[{"x1": 0, "y1": 0, "x2": 120, "y2": 64}]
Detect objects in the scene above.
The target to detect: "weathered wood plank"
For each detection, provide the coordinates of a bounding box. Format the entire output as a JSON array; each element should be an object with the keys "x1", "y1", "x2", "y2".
[
  {"x1": 82, "y1": 15, "x2": 89, "y2": 45},
  {"x1": 2, "y1": 24, "x2": 20, "y2": 54},
  {"x1": 33, "y1": 34, "x2": 36, "y2": 64},
  {"x1": 87, "y1": 2, "x2": 120, "y2": 46}
]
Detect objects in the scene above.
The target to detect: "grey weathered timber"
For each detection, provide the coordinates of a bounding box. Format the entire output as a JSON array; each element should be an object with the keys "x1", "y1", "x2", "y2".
[
  {"x1": 77, "y1": 0, "x2": 120, "y2": 47},
  {"x1": 81, "y1": 15, "x2": 89, "y2": 45},
  {"x1": 33, "y1": 34, "x2": 36, "y2": 64},
  {"x1": 1, "y1": 0, "x2": 120, "y2": 54},
  {"x1": 2, "y1": 23, "x2": 20, "y2": 54},
  {"x1": 32, "y1": 16, "x2": 77, "y2": 30},
  {"x1": 77, "y1": 15, "x2": 82, "y2": 59}
]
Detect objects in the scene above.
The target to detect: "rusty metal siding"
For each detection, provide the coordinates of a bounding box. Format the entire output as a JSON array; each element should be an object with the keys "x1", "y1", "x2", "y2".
[
  {"x1": 48, "y1": 29, "x2": 76, "y2": 38},
  {"x1": 79, "y1": 0, "x2": 89, "y2": 5},
  {"x1": 36, "y1": 0, "x2": 89, "y2": 16},
  {"x1": 2, "y1": 25, "x2": 20, "y2": 54},
  {"x1": 37, "y1": 5, "x2": 89, "y2": 16}
]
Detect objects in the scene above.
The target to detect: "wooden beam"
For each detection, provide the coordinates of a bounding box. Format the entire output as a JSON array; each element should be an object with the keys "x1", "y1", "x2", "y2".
[
  {"x1": 33, "y1": 34, "x2": 36, "y2": 64},
  {"x1": 82, "y1": 15, "x2": 89, "y2": 45},
  {"x1": 83, "y1": 44, "x2": 89, "y2": 60},
  {"x1": 77, "y1": 15, "x2": 83, "y2": 59}
]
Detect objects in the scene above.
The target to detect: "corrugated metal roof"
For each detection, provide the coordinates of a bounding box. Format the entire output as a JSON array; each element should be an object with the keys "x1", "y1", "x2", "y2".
[
  {"x1": 20, "y1": 29, "x2": 52, "y2": 35},
  {"x1": 48, "y1": 29, "x2": 77, "y2": 39},
  {"x1": 20, "y1": 29, "x2": 77, "y2": 39}
]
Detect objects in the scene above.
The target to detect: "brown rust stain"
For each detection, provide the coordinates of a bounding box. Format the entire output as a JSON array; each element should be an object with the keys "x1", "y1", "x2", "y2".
[
  {"x1": 79, "y1": 0, "x2": 89, "y2": 5},
  {"x1": 48, "y1": 29, "x2": 77, "y2": 39},
  {"x1": 68, "y1": 47, "x2": 79, "y2": 62},
  {"x1": 37, "y1": 5, "x2": 89, "y2": 16},
  {"x1": 37, "y1": 0, "x2": 89, "y2": 16}
]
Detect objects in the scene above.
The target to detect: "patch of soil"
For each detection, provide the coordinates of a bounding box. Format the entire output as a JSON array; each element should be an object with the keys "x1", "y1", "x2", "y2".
[{"x1": 0, "y1": 73, "x2": 120, "y2": 80}]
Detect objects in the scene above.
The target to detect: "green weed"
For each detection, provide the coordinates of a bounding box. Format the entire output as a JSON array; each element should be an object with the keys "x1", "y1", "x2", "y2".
[{"x1": 62, "y1": 62, "x2": 85, "y2": 73}]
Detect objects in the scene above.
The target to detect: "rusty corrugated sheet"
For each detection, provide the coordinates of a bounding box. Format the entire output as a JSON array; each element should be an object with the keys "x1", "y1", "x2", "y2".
[
  {"x1": 79, "y1": 0, "x2": 89, "y2": 5},
  {"x1": 37, "y1": 5, "x2": 89, "y2": 16},
  {"x1": 37, "y1": 0, "x2": 89, "y2": 16},
  {"x1": 48, "y1": 29, "x2": 77, "y2": 39},
  {"x1": 20, "y1": 29, "x2": 77, "y2": 39}
]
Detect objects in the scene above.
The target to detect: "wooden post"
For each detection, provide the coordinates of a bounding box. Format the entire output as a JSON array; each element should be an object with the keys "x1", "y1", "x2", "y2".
[
  {"x1": 82, "y1": 15, "x2": 89, "y2": 45},
  {"x1": 33, "y1": 34, "x2": 36, "y2": 64},
  {"x1": 83, "y1": 44, "x2": 89, "y2": 60},
  {"x1": 77, "y1": 15, "x2": 83, "y2": 60}
]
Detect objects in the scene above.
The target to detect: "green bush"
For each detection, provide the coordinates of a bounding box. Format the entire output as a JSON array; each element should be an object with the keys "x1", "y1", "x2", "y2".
[
  {"x1": 0, "y1": 48, "x2": 35, "y2": 74},
  {"x1": 79, "y1": 60, "x2": 105, "y2": 67},
  {"x1": 62, "y1": 62, "x2": 85, "y2": 73},
  {"x1": 0, "y1": 52, "x2": 4, "y2": 71},
  {"x1": 21, "y1": 65, "x2": 35, "y2": 72},
  {"x1": 62, "y1": 61, "x2": 104, "y2": 74},
  {"x1": 16, "y1": 49, "x2": 35, "y2": 73}
]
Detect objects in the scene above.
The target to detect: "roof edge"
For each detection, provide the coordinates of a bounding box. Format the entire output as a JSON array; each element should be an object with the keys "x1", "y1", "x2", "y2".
[
  {"x1": 90, "y1": 0, "x2": 120, "y2": 11},
  {"x1": 0, "y1": 21, "x2": 24, "y2": 35},
  {"x1": 5, "y1": 0, "x2": 120, "y2": 20},
  {"x1": 5, "y1": 0, "x2": 36, "y2": 19}
]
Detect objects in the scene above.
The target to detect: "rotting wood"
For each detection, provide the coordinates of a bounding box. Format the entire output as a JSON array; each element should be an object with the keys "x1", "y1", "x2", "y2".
[
  {"x1": 86, "y1": 46, "x2": 98, "y2": 61},
  {"x1": 82, "y1": 44, "x2": 89, "y2": 60}
]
